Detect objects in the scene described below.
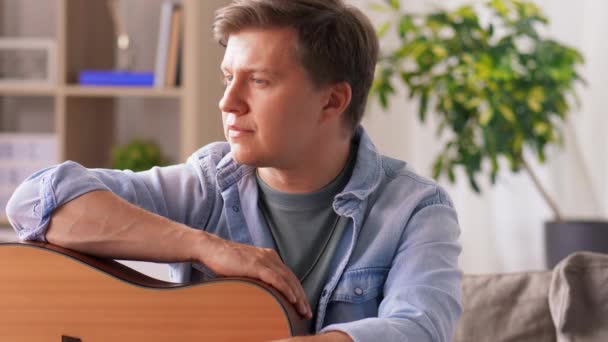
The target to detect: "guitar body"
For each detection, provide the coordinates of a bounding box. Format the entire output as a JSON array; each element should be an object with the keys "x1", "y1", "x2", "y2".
[{"x1": 0, "y1": 242, "x2": 307, "y2": 341}]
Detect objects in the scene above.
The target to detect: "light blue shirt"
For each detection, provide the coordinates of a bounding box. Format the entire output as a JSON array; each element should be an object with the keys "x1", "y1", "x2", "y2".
[{"x1": 6, "y1": 127, "x2": 463, "y2": 341}]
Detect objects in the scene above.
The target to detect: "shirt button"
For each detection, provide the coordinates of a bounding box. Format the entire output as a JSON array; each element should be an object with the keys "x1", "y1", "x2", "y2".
[
  {"x1": 321, "y1": 289, "x2": 327, "y2": 297},
  {"x1": 354, "y1": 287, "x2": 363, "y2": 296},
  {"x1": 232, "y1": 205, "x2": 240, "y2": 212}
]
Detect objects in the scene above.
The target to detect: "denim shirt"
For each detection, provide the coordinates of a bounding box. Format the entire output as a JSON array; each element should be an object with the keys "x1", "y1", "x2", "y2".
[{"x1": 6, "y1": 127, "x2": 463, "y2": 341}]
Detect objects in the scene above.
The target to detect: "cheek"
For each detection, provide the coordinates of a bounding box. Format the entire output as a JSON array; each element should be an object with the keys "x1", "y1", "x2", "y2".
[
  {"x1": 252, "y1": 86, "x2": 323, "y2": 143},
  {"x1": 221, "y1": 114, "x2": 229, "y2": 139}
]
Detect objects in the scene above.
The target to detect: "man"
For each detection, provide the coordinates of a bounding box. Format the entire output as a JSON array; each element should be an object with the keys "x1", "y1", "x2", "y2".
[{"x1": 6, "y1": 0, "x2": 462, "y2": 341}]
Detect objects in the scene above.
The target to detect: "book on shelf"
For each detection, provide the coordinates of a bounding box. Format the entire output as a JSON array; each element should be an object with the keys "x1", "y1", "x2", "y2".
[
  {"x1": 165, "y1": 5, "x2": 183, "y2": 87},
  {"x1": 154, "y1": 2, "x2": 182, "y2": 89},
  {"x1": 0, "y1": 133, "x2": 57, "y2": 223},
  {"x1": 78, "y1": 71, "x2": 154, "y2": 87}
]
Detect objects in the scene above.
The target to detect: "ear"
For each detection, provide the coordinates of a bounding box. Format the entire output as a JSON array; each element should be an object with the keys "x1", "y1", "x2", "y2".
[{"x1": 320, "y1": 82, "x2": 352, "y2": 124}]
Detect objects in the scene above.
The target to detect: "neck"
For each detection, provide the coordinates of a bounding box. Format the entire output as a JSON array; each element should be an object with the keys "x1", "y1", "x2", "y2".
[{"x1": 257, "y1": 136, "x2": 352, "y2": 194}]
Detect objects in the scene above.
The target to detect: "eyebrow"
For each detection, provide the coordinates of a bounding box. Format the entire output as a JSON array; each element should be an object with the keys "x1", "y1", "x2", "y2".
[{"x1": 220, "y1": 66, "x2": 279, "y2": 76}]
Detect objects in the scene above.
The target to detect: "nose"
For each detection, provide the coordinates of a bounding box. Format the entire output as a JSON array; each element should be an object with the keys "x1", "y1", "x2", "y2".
[{"x1": 219, "y1": 79, "x2": 248, "y2": 116}]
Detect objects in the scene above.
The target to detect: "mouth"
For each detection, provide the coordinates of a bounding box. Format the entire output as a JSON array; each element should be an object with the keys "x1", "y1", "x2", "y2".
[{"x1": 227, "y1": 125, "x2": 254, "y2": 138}]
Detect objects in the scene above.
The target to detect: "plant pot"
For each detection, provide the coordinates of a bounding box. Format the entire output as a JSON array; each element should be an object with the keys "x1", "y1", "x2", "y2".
[{"x1": 545, "y1": 220, "x2": 608, "y2": 268}]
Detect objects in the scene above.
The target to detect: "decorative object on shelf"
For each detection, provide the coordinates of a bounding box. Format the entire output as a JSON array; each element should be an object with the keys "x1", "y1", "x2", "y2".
[
  {"x1": 154, "y1": 1, "x2": 183, "y2": 88},
  {"x1": 111, "y1": 139, "x2": 167, "y2": 172},
  {"x1": 107, "y1": 0, "x2": 135, "y2": 72},
  {"x1": 78, "y1": 0, "x2": 153, "y2": 87},
  {"x1": 370, "y1": 0, "x2": 602, "y2": 267},
  {"x1": 0, "y1": 38, "x2": 56, "y2": 86}
]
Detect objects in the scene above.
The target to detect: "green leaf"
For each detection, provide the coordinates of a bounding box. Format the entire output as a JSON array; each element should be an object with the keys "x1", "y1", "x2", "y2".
[
  {"x1": 443, "y1": 97, "x2": 453, "y2": 111},
  {"x1": 479, "y1": 107, "x2": 493, "y2": 126},
  {"x1": 399, "y1": 72, "x2": 410, "y2": 84},
  {"x1": 527, "y1": 98, "x2": 541, "y2": 112},
  {"x1": 527, "y1": 86, "x2": 545, "y2": 112},
  {"x1": 419, "y1": 91, "x2": 429, "y2": 122},
  {"x1": 490, "y1": 157, "x2": 499, "y2": 184},
  {"x1": 465, "y1": 97, "x2": 482, "y2": 109},
  {"x1": 431, "y1": 45, "x2": 448, "y2": 58},
  {"x1": 369, "y1": 3, "x2": 392, "y2": 13},
  {"x1": 498, "y1": 105, "x2": 516, "y2": 122},
  {"x1": 455, "y1": 5, "x2": 476, "y2": 21},
  {"x1": 398, "y1": 15, "x2": 415, "y2": 39},
  {"x1": 432, "y1": 157, "x2": 443, "y2": 179},
  {"x1": 513, "y1": 133, "x2": 523, "y2": 154},
  {"x1": 386, "y1": 0, "x2": 400, "y2": 10},
  {"x1": 537, "y1": 144, "x2": 547, "y2": 163},
  {"x1": 379, "y1": 91, "x2": 388, "y2": 109},
  {"x1": 489, "y1": 0, "x2": 509, "y2": 17},
  {"x1": 377, "y1": 21, "x2": 392, "y2": 39},
  {"x1": 469, "y1": 175, "x2": 481, "y2": 193},
  {"x1": 448, "y1": 167, "x2": 456, "y2": 183},
  {"x1": 534, "y1": 122, "x2": 549, "y2": 136}
]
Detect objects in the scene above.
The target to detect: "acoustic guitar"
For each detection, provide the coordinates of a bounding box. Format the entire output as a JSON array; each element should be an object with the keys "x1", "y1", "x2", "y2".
[{"x1": 0, "y1": 241, "x2": 308, "y2": 341}]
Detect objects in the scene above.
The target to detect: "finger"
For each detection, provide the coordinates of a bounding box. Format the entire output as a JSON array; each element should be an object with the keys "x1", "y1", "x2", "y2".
[
  {"x1": 265, "y1": 253, "x2": 312, "y2": 318},
  {"x1": 261, "y1": 250, "x2": 302, "y2": 304},
  {"x1": 257, "y1": 266, "x2": 297, "y2": 304},
  {"x1": 280, "y1": 268, "x2": 311, "y2": 318},
  {"x1": 259, "y1": 265, "x2": 310, "y2": 318},
  {"x1": 272, "y1": 265, "x2": 310, "y2": 318}
]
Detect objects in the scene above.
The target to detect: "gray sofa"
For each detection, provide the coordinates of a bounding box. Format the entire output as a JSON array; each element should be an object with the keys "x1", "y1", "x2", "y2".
[{"x1": 455, "y1": 252, "x2": 608, "y2": 341}]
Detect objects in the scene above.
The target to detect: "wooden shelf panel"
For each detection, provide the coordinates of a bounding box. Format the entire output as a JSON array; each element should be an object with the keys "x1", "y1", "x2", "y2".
[
  {"x1": 63, "y1": 86, "x2": 182, "y2": 98},
  {"x1": 0, "y1": 84, "x2": 57, "y2": 97}
]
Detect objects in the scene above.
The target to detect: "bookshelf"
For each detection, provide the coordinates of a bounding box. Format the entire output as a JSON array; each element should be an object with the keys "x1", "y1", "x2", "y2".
[
  {"x1": 0, "y1": 0, "x2": 229, "y2": 225},
  {"x1": 0, "y1": 0, "x2": 227, "y2": 166}
]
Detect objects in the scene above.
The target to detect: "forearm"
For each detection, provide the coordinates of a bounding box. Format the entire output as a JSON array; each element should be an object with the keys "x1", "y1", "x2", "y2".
[
  {"x1": 273, "y1": 331, "x2": 352, "y2": 342},
  {"x1": 46, "y1": 190, "x2": 206, "y2": 263}
]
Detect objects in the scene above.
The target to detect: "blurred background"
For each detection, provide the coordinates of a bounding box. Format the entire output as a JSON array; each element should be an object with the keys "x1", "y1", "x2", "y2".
[{"x1": 0, "y1": 0, "x2": 606, "y2": 278}]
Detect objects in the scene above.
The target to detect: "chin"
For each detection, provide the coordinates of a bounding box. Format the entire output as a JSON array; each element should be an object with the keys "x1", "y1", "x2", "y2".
[{"x1": 230, "y1": 145, "x2": 262, "y2": 166}]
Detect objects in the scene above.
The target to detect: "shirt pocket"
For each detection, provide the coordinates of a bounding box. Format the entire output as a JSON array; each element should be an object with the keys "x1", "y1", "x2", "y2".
[{"x1": 323, "y1": 267, "x2": 389, "y2": 326}]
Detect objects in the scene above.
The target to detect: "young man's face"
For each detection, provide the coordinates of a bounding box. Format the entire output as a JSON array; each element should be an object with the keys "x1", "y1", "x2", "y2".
[{"x1": 219, "y1": 28, "x2": 330, "y2": 168}]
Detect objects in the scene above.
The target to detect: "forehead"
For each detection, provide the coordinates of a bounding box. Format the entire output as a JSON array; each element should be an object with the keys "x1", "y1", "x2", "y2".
[{"x1": 221, "y1": 28, "x2": 299, "y2": 71}]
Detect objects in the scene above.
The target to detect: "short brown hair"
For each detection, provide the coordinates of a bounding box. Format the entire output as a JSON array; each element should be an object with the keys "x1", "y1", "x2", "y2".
[{"x1": 213, "y1": 0, "x2": 379, "y2": 132}]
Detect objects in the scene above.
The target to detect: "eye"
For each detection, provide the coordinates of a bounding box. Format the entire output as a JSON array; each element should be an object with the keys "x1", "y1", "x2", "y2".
[
  {"x1": 223, "y1": 74, "x2": 234, "y2": 85},
  {"x1": 251, "y1": 77, "x2": 267, "y2": 86}
]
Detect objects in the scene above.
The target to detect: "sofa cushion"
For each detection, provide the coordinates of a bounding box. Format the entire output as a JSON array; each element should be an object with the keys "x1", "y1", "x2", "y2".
[
  {"x1": 454, "y1": 270, "x2": 555, "y2": 342},
  {"x1": 549, "y1": 251, "x2": 608, "y2": 342}
]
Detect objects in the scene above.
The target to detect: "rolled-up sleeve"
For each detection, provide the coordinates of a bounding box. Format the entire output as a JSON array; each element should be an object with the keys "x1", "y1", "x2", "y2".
[
  {"x1": 5, "y1": 157, "x2": 209, "y2": 242},
  {"x1": 320, "y1": 188, "x2": 463, "y2": 341}
]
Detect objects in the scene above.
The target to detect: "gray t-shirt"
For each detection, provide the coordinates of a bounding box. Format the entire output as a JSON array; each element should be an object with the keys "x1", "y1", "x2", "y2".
[{"x1": 256, "y1": 148, "x2": 356, "y2": 332}]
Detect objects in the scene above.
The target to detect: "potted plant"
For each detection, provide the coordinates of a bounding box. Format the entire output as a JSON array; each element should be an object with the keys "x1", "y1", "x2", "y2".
[
  {"x1": 370, "y1": 0, "x2": 606, "y2": 267},
  {"x1": 112, "y1": 139, "x2": 167, "y2": 172}
]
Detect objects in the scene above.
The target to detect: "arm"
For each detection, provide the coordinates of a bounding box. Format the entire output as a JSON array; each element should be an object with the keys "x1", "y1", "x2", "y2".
[
  {"x1": 5, "y1": 159, "x2": 312, "y2": 318},
  {"x1": 45, "y1": 190, "x2": 207, "y2": 262},
  {"x1": 319, "y1": 188, "x2": 463, "y2": 341},
  {"x1": 5, "y1": 160, "x2": 208, "y2": 242},
  {"x1": 6, "y1": 159, "x2": 212, "y2": 261}
]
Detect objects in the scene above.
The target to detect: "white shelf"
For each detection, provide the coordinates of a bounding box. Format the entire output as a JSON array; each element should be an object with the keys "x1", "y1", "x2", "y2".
[
  {"x1": 0, "y1": 83, "x2": 56, "y2": 96},
  {"x1": 63, "y1": 85, "x2": 182, "y2": 98}
]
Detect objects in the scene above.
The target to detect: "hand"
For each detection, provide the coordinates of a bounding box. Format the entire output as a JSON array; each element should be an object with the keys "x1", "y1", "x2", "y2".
[
  {"x1": 269, "y1": 331, "x2": 353, "y2": 342},
  {"x1": 195, "y1": 232, "x2": 312, "y2": 319}
]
